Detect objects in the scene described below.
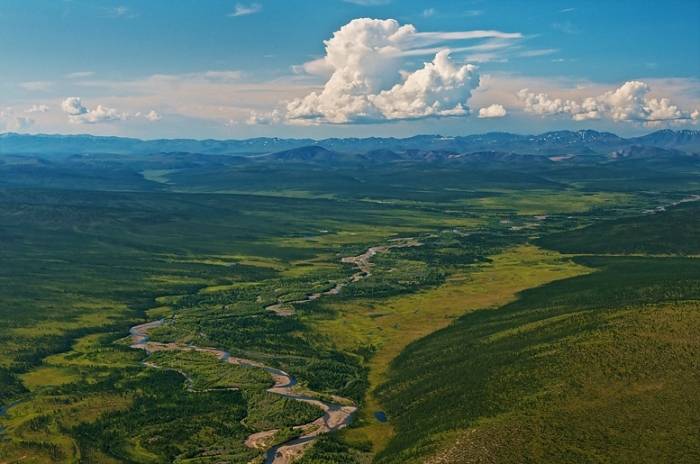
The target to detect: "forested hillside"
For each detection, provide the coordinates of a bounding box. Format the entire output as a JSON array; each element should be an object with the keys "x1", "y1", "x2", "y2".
[{"x1": 374, "y1": 205, "x2": 700, "y2": 463}]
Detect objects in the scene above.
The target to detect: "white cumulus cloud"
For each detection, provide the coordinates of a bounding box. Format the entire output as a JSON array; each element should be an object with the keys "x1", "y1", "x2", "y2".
[
  {"x1": 516, "y1": 89, "x2": 581, "y2": 117},
  {"x1": 25, "y1": 104, "x2": 50, "y2": 113},
  {"x1": 61, "y1": 97, "x2": 127, "y2": 124},
  {"x1": 517, "y1": 81, "x2": 694, "y2": 124},
  {"x1": 478, "y1": 104, "x2": 507, "y2": 118},
  {"x1": 144, "y1": 110, "x2": 162, "y2": 121},
  {"x1": 247, "y1": 109, "x2": 282, "y2": 125},
  {"x1": 276, "y1": 18, "x2": 483, "y2": 124},
  {"x1": 61, "y1": 97, "x2": 88, "y2": 116},
  {"x1": 229, "y1": 3, "x2": 262, "y2": 17}
]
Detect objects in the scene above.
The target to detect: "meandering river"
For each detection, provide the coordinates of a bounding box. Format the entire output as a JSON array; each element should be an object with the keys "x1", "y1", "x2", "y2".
[
  {"x1": 129, "y1": 239, "x2": 421, "y2": 463},
  {"x1": 130, "y1": 320, "x2": 357, "y2": 463}
]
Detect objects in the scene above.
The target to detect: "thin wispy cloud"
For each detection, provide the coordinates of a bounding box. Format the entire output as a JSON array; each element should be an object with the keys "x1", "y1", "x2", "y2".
[
  {"x1": 105, "y1": 6, "x2": 136, "y2": 18},
  {"x1": 67, "y1": 71, "x2": 95, "y2": 79},
  {"x1": 297, "y1": 28, "x2": 524, "y2": 75},
  {"x1": 229, "y1": 3, "x2": 262, "y2": 17},
  {"x1": 415, "y1": 30, "x2": 522, "y2": 41},
  {"x1": 393, "y1": 31, "x2": 524, "y2": 59},
  {"x1": 204, "y1": 71, "x2": 244, "y2": 82},
  {"x1": 552, "y1": 21, "x2": 580, "y2": 34},
  {"x1": 341, "y1": 0, "x2": 392, "y2": 5},
  {"x1": 20, "y1": 81, "x2": 53, "y2": 91},
  {"x1": 518, "y1": 49, "x2": 558, "y2": 57},
  {"x1": 423, "y1": 8, "x2": 436, "y2": 18}
]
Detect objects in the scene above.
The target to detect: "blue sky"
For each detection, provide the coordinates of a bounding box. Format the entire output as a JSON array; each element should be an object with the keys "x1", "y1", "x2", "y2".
[{"x1": 1, "y1": 0, "x2": 699, "y2": 139}]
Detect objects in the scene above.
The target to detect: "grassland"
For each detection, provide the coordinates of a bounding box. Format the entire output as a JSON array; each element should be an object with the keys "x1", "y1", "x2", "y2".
[{"x1": 1, "y1": 155, "x2": 699, "y2": 463}]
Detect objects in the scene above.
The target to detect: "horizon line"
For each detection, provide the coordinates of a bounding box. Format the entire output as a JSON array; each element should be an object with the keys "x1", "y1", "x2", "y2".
[{"x1": 1, "y1": 128, "x2": 695, "y2": 144}]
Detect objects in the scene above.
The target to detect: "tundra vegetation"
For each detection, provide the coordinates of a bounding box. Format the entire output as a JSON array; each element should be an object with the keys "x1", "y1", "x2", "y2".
[{"x1": 1, "y1": 132, "x2": 699, "y2": 463}]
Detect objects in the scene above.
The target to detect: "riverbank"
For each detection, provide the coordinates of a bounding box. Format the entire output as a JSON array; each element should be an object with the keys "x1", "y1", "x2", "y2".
[{"x1": 130, "y1": 319, "x2": 357, "y2": 464}]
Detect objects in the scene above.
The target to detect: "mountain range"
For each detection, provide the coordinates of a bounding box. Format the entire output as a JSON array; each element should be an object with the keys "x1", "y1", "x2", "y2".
[{"x1": 2, "y1": 129, "x2": 699, "y2": 158}]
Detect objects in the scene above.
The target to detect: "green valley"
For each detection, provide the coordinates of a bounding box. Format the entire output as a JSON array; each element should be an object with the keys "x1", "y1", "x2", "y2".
[{"x1": 1, "y1": 130, "x2": 699, "y2": 463}]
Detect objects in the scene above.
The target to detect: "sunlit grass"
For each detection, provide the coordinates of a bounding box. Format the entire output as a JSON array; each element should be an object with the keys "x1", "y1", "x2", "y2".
[
  {"x1": 318, "y1": 244, "x2": 591, "y2": 451},
  {"x1": 465, "y1": 190, "x2": 635, "y2": 214},
  {"x1": 11, "y1": 306, "x2": 131, "y2": 338}
]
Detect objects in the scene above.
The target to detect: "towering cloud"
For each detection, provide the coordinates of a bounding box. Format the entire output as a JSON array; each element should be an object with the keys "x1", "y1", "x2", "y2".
[
  {"x1": 277, "y1": 19, "x2": 484, "y2": 124},
  {"x1": 61, "y1": 97, "x2": 127, "y2": 124},
  {"x1": 517, "y1": 81, "x2": 693, "y2": 124}
]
